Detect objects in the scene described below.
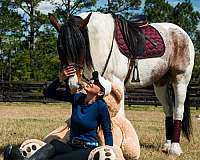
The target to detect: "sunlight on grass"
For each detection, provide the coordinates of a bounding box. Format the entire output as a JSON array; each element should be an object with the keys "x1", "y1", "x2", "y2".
[{"x1": 0, "y1": 102, "x2": 200, "y2": 160}]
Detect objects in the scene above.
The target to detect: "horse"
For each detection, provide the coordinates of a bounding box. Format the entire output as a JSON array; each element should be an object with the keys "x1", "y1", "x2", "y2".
[{"x1": 48, "y1": 12, "x2": 195, "y2": 156}]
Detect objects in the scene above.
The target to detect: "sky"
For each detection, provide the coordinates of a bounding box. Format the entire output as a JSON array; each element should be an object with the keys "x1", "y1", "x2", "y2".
[
  {"x1": 169, "y1": 0, "x2": 200, "y2": 10},
  {"x1": 37, "y1": 0, "x2": 200, "y2": 15}
]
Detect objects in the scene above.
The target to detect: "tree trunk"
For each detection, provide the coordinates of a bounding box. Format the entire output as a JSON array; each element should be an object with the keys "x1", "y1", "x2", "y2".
[{"x1": 29, "y1": 2, "x2": 34, "y2": 79}]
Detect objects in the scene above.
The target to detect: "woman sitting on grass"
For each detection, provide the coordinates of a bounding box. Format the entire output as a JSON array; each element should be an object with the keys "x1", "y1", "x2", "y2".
[{"x1": 4, "y1": 65, "x2": 113, "y2": 160}]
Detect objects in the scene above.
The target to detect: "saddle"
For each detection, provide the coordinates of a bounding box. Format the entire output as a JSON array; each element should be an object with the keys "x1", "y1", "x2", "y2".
[
  {"x1": 113, "y1": 14, "x2": 165, "y2": 83},
  {"x1": 114, "y1": 14, "x2": 165, "y2": 59}
]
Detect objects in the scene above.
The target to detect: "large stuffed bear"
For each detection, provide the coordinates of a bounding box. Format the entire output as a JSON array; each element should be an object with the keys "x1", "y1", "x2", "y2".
[{"x1": 20, "y1": 84, "x2": 140, "y2": 160}]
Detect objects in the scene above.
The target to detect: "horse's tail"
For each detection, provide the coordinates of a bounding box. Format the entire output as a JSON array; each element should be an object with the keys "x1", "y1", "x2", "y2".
[
  {"x1": 182, "y1": 90, "x2": 192, "y2": 141},
  {"x1": 171, "y1": 86, "x2": 192, "y2": 141}
]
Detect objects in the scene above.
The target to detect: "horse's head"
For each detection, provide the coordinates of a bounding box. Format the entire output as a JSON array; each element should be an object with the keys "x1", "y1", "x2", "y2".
[{"x1": 49, "y1": 13, "x2": 93, "y2": 92}]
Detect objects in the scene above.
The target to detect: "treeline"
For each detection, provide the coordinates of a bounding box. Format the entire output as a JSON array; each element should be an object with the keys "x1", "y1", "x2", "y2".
[{"x1": 0, "y1": 0, "x2": 200, "y2": 82}]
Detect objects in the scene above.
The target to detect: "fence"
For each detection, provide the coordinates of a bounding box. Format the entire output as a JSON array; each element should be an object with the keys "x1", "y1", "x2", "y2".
[
  {"x1": 0, "y1": 81, "x2": 47, "y2": 102},
  {"x1": 125, "y1": 84, "x2": 200, "y2": 109},
  {"x1": 0, "y1": 80, "x2": 200, "y2": 109}
]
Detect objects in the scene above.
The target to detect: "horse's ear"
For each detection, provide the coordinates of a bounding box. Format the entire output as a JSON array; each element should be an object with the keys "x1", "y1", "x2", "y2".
[
  {"x1": 48, "y1": 13, "x2": 61, "y2": 32},
  {"x1": 79, "y1": 12, "x2": 92, "y2": 29}
]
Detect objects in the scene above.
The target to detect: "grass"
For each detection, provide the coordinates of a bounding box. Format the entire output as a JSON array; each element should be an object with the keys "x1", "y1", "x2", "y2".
[{"x1": 0, "y1": 102, "x2": 200, "y2": 160}]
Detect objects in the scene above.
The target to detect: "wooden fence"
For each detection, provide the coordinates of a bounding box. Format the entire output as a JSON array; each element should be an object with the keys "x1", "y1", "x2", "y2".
[
  {"x1": 0, "y1": 81, "x2": 200, "y2": 109},
  {"x1": 125, "y1": 84, "x2": 200, "y2": 109}
]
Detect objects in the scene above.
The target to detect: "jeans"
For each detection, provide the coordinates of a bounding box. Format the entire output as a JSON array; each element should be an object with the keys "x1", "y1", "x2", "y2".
[{"x1": 49, "y1": 139, "x2": 94, "y2": 160}]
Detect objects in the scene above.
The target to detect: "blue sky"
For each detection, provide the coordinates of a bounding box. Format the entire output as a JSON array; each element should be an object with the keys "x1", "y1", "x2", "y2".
[
  {"x1": 37, "y1": 0, "x2": 200, "y2": 14},
  {"x1": 168, "y1": 0, "x2": 200, "y2": 10}
]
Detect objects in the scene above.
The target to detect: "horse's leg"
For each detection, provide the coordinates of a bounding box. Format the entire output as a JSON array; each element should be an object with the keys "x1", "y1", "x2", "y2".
[
  {"x1": 110, "y1": 76, "x2": 125, "y2": 116},
  {"x1": 169, "y1": 77, "x2": 191, "y2": 156},
  {"x1": 153, "y1": 83, "x2": 174, "y2": 153}
]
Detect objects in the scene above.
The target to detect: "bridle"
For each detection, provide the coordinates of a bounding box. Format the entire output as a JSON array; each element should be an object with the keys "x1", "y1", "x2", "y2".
[
  {"x1": 60, "y1": 15, "x2": 116, "y2": 88},
  {"x1": 73, "y1": 24, "x2": 116, "y2": 86}
]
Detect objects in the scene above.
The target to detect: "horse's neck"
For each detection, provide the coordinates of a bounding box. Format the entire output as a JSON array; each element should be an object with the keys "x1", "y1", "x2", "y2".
[
  {"x1": 81, "y1": 13, "x2": 114, "y2": 70},
  {"x1": 82, "y1": 13, "x2": 128, "y2": 81}
]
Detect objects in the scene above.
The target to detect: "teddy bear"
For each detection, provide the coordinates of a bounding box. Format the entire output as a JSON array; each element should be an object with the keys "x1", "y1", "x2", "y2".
[{"x1": 20, "y1": 84, "x2": 140, "y2": 160}]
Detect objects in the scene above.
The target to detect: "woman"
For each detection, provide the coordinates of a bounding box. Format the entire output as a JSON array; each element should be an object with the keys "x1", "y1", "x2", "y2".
[{"x1": 4, "y1": 65, "x2": 113, "y2": 160}]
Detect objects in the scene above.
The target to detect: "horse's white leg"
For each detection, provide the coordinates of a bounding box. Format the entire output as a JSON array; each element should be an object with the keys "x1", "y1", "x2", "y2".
[
  {"x1": 153, "y1": 83, "x2": 174, "y2": 153},
  {"x1": 109, "y1": 75, "x2": 125, "y2": 116},
  {"x1": 169, "y1": 79, "x2": 190, "y2": 156}
]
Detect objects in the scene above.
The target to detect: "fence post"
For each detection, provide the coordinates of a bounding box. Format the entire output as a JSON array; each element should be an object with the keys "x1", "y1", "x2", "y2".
[
  {"x1": 2, "y1": 80, "x2": 5, "y2": 102},
  {"x1": 42, "y1": 82, "x2": 47, "y2": 104}
]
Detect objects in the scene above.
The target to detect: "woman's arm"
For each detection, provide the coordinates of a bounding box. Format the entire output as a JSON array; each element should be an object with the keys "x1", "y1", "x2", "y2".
[
  {"x1": 43, "y1": 78, "x2": 73, "y2": 102},
  {"x1": 99, "y1": 102, "x2": 113, "y2": 146},
  {"x1": 44, "y1": 65, "x2": 77, "y2": 102}
]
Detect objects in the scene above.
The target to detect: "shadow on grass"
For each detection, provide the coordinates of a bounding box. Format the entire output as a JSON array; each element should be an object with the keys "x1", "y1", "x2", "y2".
[{"x1": 140, "y1": 143, "x2": 162, "y2": 151}]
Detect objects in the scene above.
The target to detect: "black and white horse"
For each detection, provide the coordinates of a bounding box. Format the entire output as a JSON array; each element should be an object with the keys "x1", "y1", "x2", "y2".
[{"x1": 49, "y1": 12, "x2": 195, "y2": 156}]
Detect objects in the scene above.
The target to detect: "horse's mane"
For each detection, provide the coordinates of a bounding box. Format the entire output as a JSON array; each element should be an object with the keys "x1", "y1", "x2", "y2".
[{"x1": 57, "y1": 15, "x2": 93, "y2": 70}]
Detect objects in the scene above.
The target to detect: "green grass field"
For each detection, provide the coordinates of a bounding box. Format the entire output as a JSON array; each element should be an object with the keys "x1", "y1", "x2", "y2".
[{"x1": 0, "y1": 102, "x2": 200, "y2": 160}]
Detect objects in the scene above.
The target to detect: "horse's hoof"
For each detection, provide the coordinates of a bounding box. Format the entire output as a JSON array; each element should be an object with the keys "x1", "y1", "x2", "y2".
[
  {"x1": 161, "y1": 140, "x2": 171, "y2": 154},
  {"x1": 169, "y1": 143, "x2": 183, "y2": 156}
]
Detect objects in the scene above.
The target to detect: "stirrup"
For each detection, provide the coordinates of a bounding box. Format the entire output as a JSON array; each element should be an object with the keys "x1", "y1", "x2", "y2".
[{"x1": 131, "y1": 59, "x2": 140, "y2": 82}]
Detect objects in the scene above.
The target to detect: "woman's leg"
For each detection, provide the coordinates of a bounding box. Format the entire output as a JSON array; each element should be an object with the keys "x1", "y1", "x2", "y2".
[
  {"x1": 28, "y1": 139, "x2": 73, "y2": 160},
  {"x1": 3, "y1": 143, "x2": 55, "y2": 160},
  {"x1": 49, "y1": 148, "x2": 92, "y2": 160},
  {"x1": 29, "y1": 144, "x2": 55, "y2": 160},
  {"x1": 50, "y1": 139, "x2": 73, "y2": 155}
]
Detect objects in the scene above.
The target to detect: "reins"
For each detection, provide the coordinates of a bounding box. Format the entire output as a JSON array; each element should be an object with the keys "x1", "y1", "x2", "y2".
[
  {"x1": 80, "y1": 22, "x2": 116, "y2": 83},
  {"x1": 72, "y1": 16, "x2": 116, "y2": 84},
  {"x1": 101, "y1": 25, "x2": 116, "y2": 77}
]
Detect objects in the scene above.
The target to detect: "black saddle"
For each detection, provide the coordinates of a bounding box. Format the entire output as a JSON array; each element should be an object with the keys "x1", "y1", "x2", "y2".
[
  {"x1": 113, "y1": 14, "x2": 146, "y2": 58},
  {"x1": 129, "y1": 15, "x2": 148, "y2": 26}
]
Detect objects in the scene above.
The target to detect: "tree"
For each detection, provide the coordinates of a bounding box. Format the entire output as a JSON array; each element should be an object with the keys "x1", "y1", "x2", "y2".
[
  {"x1": 144, "y1": 0, "x2": 173, "y2": 22},
  {"x1": 0, "y1": 1, "x2": 22, "y2": 80},
  {"x1": 98, "y1": 0, "x2": 142, "y2": 18},
  {"x1": 192, "y1": 31, "x2": 200, "y2": 80},
  {"x1": 172, "y1": 1, "x2": 200, "y2": 38},
  {"x1": 31, "y1": 25, "x2": 59, "y2": 81},
  {"x1": 144, "y1": 0, "x2": 200, "y2": 39},
  {"x1": 144, "y1": 0, "x2": 200, "y2": 81},
  {"x1": 13, "y1": 0, "x2": 50, "y2": 78},
  {"x1": 51, "y1": 0, "x2": 142, "y2": 19}
]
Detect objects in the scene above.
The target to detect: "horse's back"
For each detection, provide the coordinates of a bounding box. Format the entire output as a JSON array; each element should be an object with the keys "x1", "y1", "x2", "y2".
[
  {"x1": 151, "y1": 22, "x2": 195, "y2": 63},
  {"x1": 78, "y1": 12, "x2": 195, "y2": 87},
  {"x1": 149, "y1": 22, "x2": 195, "y2": 81},
  {"x1": 150, "y1": 22, "x2": 190, "y2": 37}
]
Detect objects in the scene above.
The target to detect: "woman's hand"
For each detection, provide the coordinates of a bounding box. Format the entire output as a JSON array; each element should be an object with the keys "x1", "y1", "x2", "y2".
[
  {"x1": 63, "y1": 65, "x2": 76, "y2": 78},
  {"x1": 59, "y1": 65, "x2": 76, "y2": 82}
]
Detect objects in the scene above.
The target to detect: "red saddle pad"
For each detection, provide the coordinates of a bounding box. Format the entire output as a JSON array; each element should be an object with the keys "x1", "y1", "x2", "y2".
[{"x1": 115, "y1": 19, "x2": 165, "y2": 59}]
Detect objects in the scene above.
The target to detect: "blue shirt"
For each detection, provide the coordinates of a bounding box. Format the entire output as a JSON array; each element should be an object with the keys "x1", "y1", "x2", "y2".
[{"x1": 44, "y1": 78, "x2": 113, "y2": 146}]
